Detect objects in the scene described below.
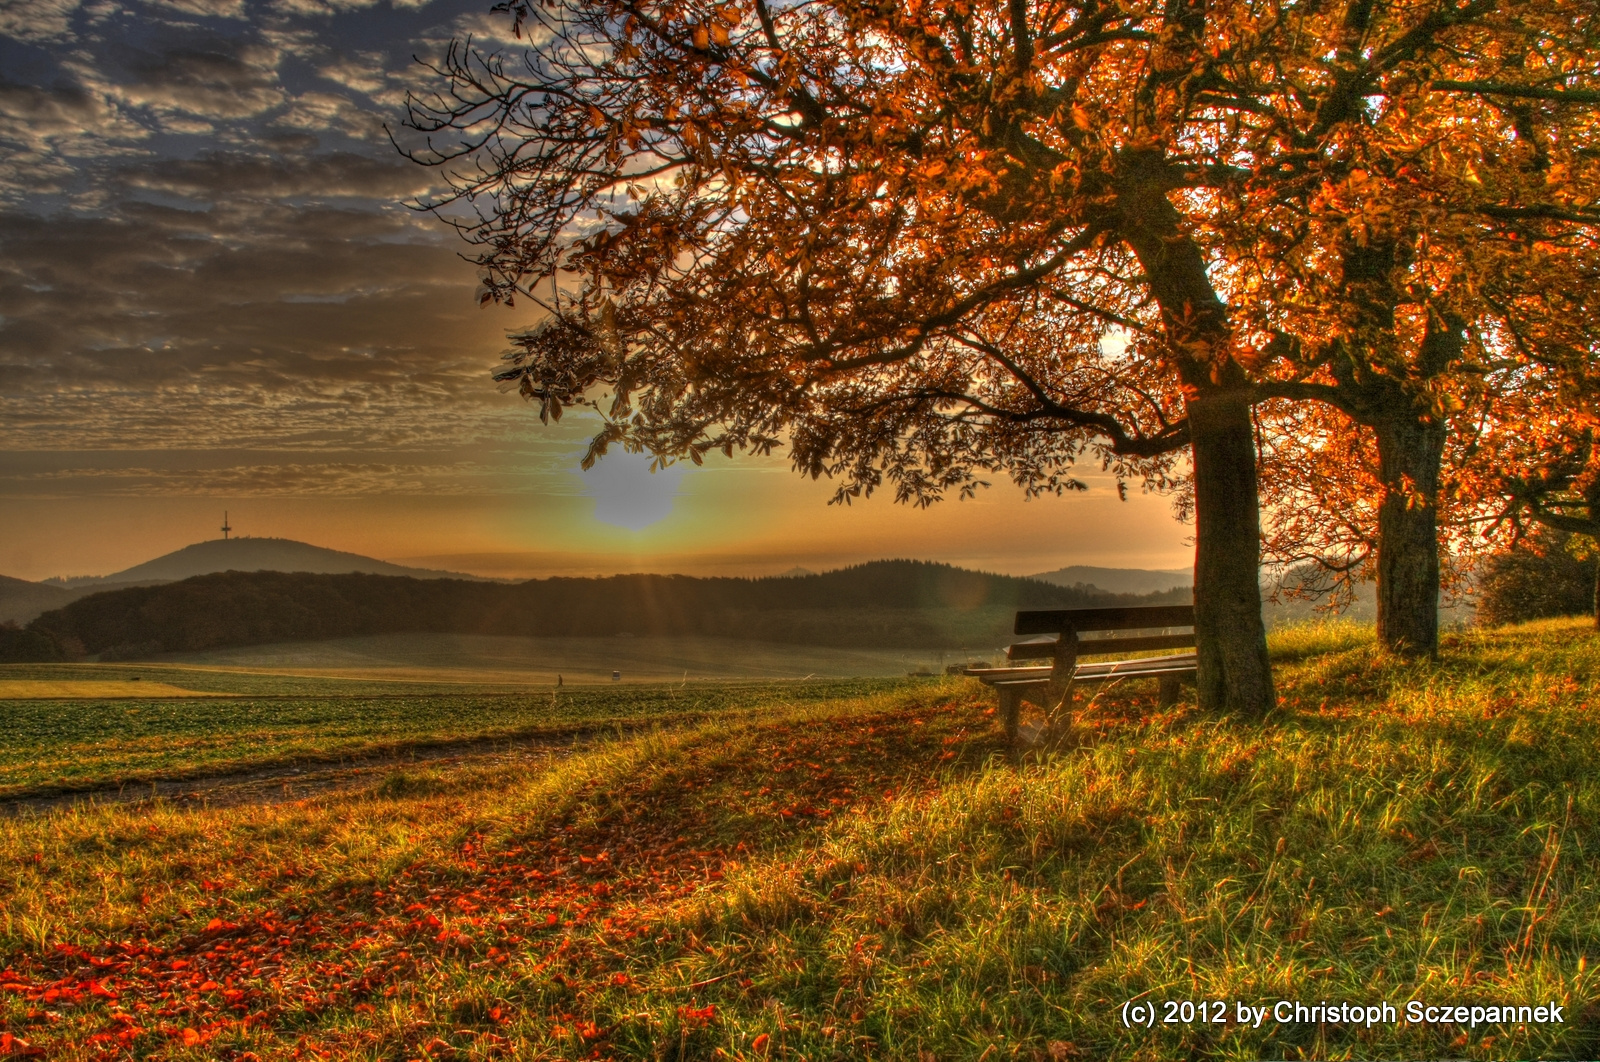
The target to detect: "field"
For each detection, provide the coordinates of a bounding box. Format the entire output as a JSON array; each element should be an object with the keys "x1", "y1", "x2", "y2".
[
  {"x1": 1, "y1": 619, "x2": 1598, "y2": 1059},
  {"x1": 0, "y1": 682, "x2": 213, "y2": 701},
  {"x1": 0, "y1": 668, "x2": 902, "y2": 801},
  {"x1": 133, "y1": 632, "x2": 980, "y2": 684}
]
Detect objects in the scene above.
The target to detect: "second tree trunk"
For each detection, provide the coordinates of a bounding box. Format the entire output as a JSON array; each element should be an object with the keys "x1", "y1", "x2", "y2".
[{"x1": 1373, "y1": 413, "x2": 1446, "y2": 657}]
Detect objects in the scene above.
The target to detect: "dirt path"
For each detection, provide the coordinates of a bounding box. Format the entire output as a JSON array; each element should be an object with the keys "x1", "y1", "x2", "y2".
[{"x1": 0, "y1": 726, "x2": 638, "y2": 816}]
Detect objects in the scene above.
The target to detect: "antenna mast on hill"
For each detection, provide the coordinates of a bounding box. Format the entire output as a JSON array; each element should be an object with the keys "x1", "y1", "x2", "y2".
[{"x1": 221, "y1": 512, "x2": 232, "y2": 540}]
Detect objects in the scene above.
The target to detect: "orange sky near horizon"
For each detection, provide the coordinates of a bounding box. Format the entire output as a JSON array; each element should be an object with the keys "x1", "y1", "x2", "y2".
[{"x1": 0, "y1": 445, "x2": 1194, "y2": 582}]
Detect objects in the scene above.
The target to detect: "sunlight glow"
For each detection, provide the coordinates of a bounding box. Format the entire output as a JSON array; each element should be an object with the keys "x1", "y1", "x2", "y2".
[{"x1": 579, "y1": 449, "x2": 688, "y2": 531}]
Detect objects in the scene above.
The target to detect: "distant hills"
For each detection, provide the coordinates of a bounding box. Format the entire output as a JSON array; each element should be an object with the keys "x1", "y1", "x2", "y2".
[
  {"x1": 0, "y1": 575, "x2": 75, "y2": 626},
  {"x1": 1, "y1": 537, "x2": 1195, "y2": 628},
  {"x1": 1030, "y1": 565, "x2": 1192, "y2": 595},
  {"x1": 45, "y1": 537, "x2": 484, "y2": 588},
  {"x1": 0, "y1": 538, "x2": 487, "y2": 625},
  {"x1": 11, "y1": 560, "x2": 1192, "y2": 661}
]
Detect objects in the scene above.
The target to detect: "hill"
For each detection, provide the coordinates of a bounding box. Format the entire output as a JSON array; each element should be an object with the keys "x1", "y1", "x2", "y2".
[
  {"x1": 45, "y1": 537, "x2": 485, "y2": 589},
  {"x1": 0, "y1": 575, "x2": 74, "y2": 625},
  {"x1": 20, "y1": 560, "x2": 1191, "y2": 660},
  {"x1": 1030, "y1": 564, "x2": 1192, "y2": 595}
]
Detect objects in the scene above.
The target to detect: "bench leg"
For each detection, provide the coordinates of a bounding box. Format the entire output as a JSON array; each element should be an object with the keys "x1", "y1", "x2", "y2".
[
  {"x1": 1041, "y1": 676, "x2": 1074, "y2": 746},
  {"x1": 1158, "y1": 674, "x2": 1182, "y2": 708},
  {"x1": 998, "y1": 686, "x2": 1021, "y2": 746}
]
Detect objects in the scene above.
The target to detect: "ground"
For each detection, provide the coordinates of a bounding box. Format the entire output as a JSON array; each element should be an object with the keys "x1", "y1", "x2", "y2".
[{"x1": 1, "y1": 619, "x2": 1597, "y2": 1060}]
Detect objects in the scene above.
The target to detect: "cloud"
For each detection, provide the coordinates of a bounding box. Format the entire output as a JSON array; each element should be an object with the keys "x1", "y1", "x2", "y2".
[
  {"x1": 104, "y1": 39, "x2": 287, "y2": 123},
  {"x1": 0, "y1": 0, "x2": 573, "y2": 495},
  {"x1": 145, "y1": 0, "x2": 250, "y2": 19},
  {"x1": 119, "y1": 149, "x2": 437, "y2": 199},
  {"x1": 317, "y1": 51, "x2": 392, "y2": 96},
  {"x1": 0, "y1": 0, "x2": 83, "y2": 42},
  {"x1": 0, "y1": 459, "x2": 536, "y2": 496},
  {"x1": 0, "y1": 188, "x2": 541, "y2": 454},
  {"x1": 0, "y1": 81, "x2": 152, "y2": 200},
  {"x1": 270, "y1": 91, "x2": 387, "y2": 140}
]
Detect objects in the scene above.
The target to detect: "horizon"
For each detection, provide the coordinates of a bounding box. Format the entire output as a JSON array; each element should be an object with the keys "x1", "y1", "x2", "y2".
[{"x1": 22, "y1": 533, "x2": 1195, "y2": 587}]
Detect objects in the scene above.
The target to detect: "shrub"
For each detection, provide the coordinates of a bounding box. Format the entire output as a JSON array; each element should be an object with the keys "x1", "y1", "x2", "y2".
[{"x1": 1476, "y1": 530, "x2": 1596, "y2": 626}]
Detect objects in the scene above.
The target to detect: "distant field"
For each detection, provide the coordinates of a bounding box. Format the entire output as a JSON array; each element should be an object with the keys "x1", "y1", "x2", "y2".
[
  {"x1": 0, "y1": 680, "x2": 213, "y2": 699},
  {"x1": 144, "y1": 631, "x2": 980, "y2": 682},
  {"x1": 0, "y1": 672, "x2": 907, "y2": 799},
  {"x1": 0, "y1": 629, "x2": 1374, "y2": 798}
]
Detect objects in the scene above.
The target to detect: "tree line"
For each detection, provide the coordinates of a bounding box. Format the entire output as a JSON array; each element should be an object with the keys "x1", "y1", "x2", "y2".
[
  {"x1": 398, "y1": 0, "x2": 1600, "y2": 716},
  {"x1": 3, "y1": 561, "x2": 1184, "y2": 660}
]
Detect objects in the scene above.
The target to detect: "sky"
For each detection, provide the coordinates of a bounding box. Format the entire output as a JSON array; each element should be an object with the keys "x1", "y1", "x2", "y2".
[{"x1": 0, "y1": 0, "x2": 1193, "y2": 583}]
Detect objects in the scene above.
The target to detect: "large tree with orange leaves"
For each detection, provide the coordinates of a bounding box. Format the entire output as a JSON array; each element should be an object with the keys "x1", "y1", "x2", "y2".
[
  {"x1": 402, "y1": 0, "x2": 1600, "y2": 711},
  {"x1": 1245, "y1": 95, "x2": 1600, "y2": 654}
]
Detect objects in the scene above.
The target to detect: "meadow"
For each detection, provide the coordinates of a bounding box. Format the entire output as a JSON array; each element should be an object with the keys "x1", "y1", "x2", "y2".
[
  {"x1": 1, "y1": 619, "x2": 1597, "y2": 1059},
  {"x1": 0, "y1": 669, "x2": 900, "y2": 800}
]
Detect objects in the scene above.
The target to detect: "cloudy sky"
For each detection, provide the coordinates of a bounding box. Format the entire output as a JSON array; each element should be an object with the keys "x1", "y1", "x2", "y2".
[{"x1": 0, "y1": 0, "x2": 1190, "y2": 582}]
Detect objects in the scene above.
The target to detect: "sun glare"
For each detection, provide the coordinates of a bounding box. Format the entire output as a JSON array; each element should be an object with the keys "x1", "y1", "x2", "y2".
[{"x1": 579, "y1": 449, "x2": 689, "y2": 531}]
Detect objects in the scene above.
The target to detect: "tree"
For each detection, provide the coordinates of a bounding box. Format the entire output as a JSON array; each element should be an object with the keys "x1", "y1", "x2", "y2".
[
  {"x1": 400, "y1": 0, "x2": 1598, "y2": 709},
  {"x1": 1235, "y1": 23, "x2": 1600, "y2": 654},
  {"x1": 1253, "y1": 232, "x2": 1600, "y2": 651}
]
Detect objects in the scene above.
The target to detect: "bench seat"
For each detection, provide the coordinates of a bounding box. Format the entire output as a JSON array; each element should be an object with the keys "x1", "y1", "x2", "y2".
[
  {"x1": 966, "y1": 651, "x2": 1199, "y2": 685},
  {"x1": 966, "y1": 604, "x2": 1198, "y2": 746}
]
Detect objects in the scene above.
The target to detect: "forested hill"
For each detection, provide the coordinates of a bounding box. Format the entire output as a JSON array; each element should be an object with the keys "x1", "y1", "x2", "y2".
[{"x1": 19, "y1": 560, "x2": 1190, "y2": 660}]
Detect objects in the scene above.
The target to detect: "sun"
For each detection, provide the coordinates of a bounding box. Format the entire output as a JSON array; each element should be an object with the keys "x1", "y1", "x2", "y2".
[{"x1": 579, "y1": 449, "x2": 689, "y2": 531}]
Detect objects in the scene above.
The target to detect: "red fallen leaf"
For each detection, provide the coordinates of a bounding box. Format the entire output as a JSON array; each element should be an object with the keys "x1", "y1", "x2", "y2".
[
  {"x1": 752, "y1": 1032, "x2": 770, "y2": 1054},
  {"x1": 88, "y1": 979, "x2": 117, "y2": 999},
  {"x1": 180, "y1": 1027, "x2": 201, "y2": 1045},
  {"x1": 204, "y1": 918, "x2": 224, "y2": 933},
  {"x1": 0, "y1": 1032, "x2": 46, "y2": 1058}
]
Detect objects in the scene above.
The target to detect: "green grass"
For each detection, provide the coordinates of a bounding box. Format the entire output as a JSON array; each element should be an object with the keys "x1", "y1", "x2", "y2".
[
  {"x1": 2, "y1": 619, "x2": 1599, "y2": 1059},
  {"x1": 148, "y1": 631, "x2": 968, "y2": 683},
  {"x1": 0, "y1": 676, "x2": 901, "y2": 797}
]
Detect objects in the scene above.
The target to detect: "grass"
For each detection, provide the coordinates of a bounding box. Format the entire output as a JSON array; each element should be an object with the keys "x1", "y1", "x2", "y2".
[
  {"x1": 0, "y1": 681, "x2": 214, "y2": 700},
  {"x1": 0, "y1": 677, "x2": 902, "y2": 799},
  {"x1": 2, "y1": 618, "x2": 1598, "y2": 1059},
  {"x1": 140, "y1": 631, "x2": 970, "y2": 684}
]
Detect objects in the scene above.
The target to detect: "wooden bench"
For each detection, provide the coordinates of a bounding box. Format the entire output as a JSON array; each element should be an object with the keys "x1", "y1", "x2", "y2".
[{"x1": 966, "y1": 605, "x2": 1196, "y2": 745}]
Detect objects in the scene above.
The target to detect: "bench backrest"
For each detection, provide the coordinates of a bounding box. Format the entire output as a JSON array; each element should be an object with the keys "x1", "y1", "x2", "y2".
[
  {"x1": 1014, "y1": 605, "x2": 1195, "y2": 635},
  {"x1": 1009, "y1": 605, "x2": 1195, "y2": 662}
]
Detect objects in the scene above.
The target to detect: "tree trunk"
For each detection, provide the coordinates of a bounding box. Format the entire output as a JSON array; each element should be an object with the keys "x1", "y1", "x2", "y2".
[
  {"x1": 1114, "y1": 157, "x2": 1276, "y2": 719},
  {"x1": 1188, "y1": 389, "x2": 1275, "y2": 716},
  {"x1": 1372, "y1": 413, "x2": 1446, "y2": 656}
]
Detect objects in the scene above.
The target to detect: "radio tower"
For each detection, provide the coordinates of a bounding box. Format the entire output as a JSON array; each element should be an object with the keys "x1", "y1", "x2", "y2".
[{"x1": 221, "y1": 512, "x2": 232, "y2": 540}]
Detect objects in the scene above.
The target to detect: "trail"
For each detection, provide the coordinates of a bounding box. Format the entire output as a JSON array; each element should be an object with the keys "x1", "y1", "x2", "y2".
[{"x1": 0, "y1": 724, "x2": 649, "y2": 816}]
